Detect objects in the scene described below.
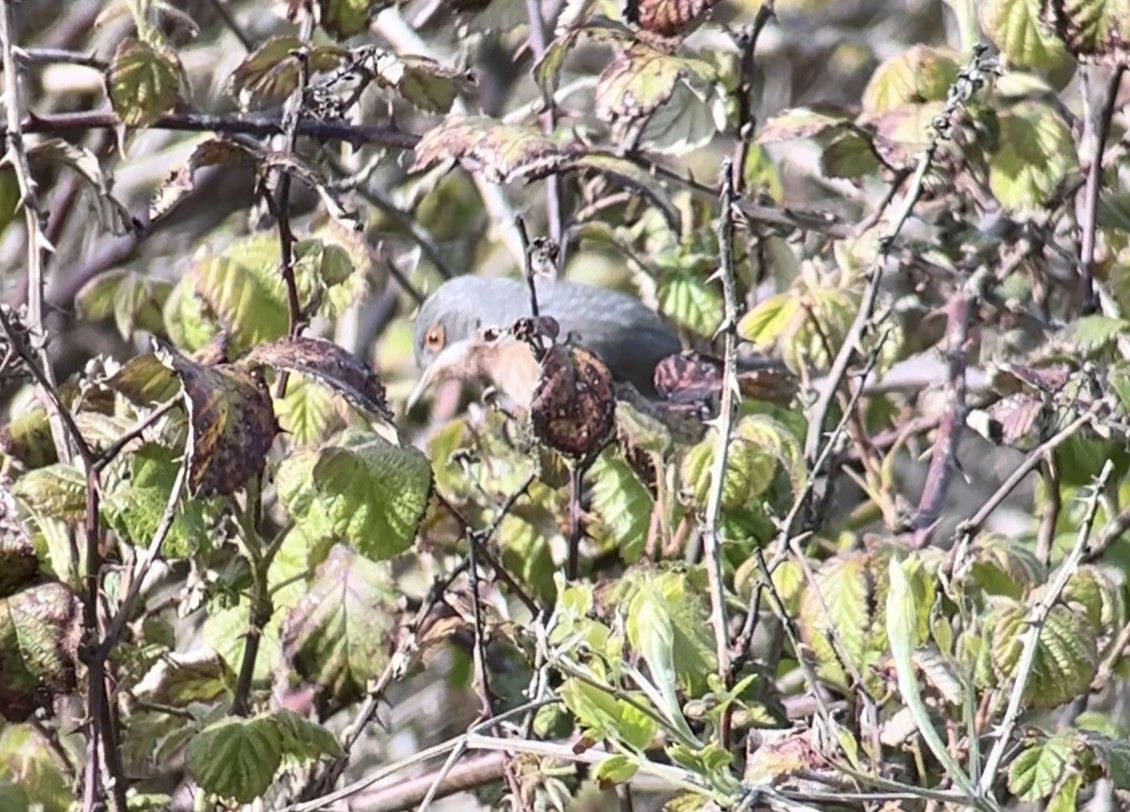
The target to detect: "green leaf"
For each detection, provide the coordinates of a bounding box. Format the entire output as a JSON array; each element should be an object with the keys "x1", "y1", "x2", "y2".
[
  {"x1": 227, "y1": 36, "x2": 347, "y2": 109},
  {"x1": 1047, "y1": 771, "x2": 1083, "y2": 812},
  {"x1": 497, "y1": 514, "x2": 558, "y2": 605},
  {"x1": 1080, "y1": 730, "x2": 1130, "y2": 787},
  {"x1": 594, "y1": 753, "x2": 639, "y2": 787},
  {"x1": 798, "y1": 550, "x2": 889, "y2": 690},
  {"x1": 887, "y1": 554, "x2": 976, "y2": 798},
  {"x1": 820, "y1": 132, "x2": 881, "y2": 179},
  {"x1": 737, "y1": 292, "x2": 801, "y2": 349},
  {"x1": 1069, "y1": 314, "x2": 1129, "y2": 355},
  {"x1": 657, "y1": 268, "x2": 723, "y2": 337},
  {"x1": 862, "y1": 45, "x2": 961, "y2": 116},
  {"x1": 989, "y1": 101, "x2": 1079, "y2": 212},
  {"x1": 558, "y1": 679, "x2": 658, "y2": 751},
  {"x1": 1044, "y1": 0, "x2": 1130, "y2": 62},
  {"x1": 12, "y1": 464, "x2": 87, "y2": 523},
  {"x1": 133, "y1": 647, "x2": 233, "y2": 706},
  {"x1": 646, "y1": 572, "x2": 716, "y2": 696},
  {"x1": 980, "y1": 0, "x2": 1069, "y2": 70},
  {"x1": 186, "y1": 715, "x2": 283, "y2": 803},
  {"x1": 203, "y1": 603, "x2": 281, "y2": 685},
  {"x1": 0, "y1": 582, "x2": 81, "y2": 723},
  {"x1": 0, "y1": 725, "x2": 70, "y2": 812},
  {"x1": 276, "y1": 429, "x2": 432, "y2": 561},
  {"x1": 318, "y1": 0, "x2": 393, "y2": 38},
  {"x1": 1007, "y1": 735, "x2": 1077, "y2": 801},
  {"x1": 588, "y1": 453, "x2": 653, "y2": 564},
  {"x1": 594, "y1": 43, "x2": 725, "y2": 155},
  {"x1": 0, "y1": 784, "x2": 27, "y2": 812},
  {"x1": 104, "y1": 444, "x2": 216, "y2": 558},
  {"x1": 272, "y1": 376, "x2": 341, "y2": 448},
  {"x1": 76, "y1": 269, "x2": 171, "y2": 340},
  {"x1": 680, "y1": 415, "x2": 781, "y2": 512},
  {"x1": 107, "y1": 37, "x2": 184, "y2": 128},
  {"x1": 175, "y1": 233, "x2": 291, "y2": 355},
  {"x1": 988, "y1": 601, "x2": 1099, "y2": 710},
  {"x1": 368, "y1": 51, "x2": 475, "y2": 113},
  {"x1": 268, "y1": 708, "x2": 343, "y2": 760}
]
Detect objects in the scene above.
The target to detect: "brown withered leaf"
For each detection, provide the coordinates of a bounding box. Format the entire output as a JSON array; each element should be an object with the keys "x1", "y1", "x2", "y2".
[
  {"x1": 626, "y1": 0, "x2": 716, "y2": 37},
  {"x1": 994, "y1": 361, "x2": 1073, "y2": 395},
  {"x1": 0, "y1": 581, "x2": 81, "y2": 722},
  {"x1": 410, "y1": 116, "x2": 578, "y2": 184},
  {"x1": 986, "y1": 393, "x2": 1045, "y2": 446},
  {"x1": 530, "y1": 344, "x2": 616, "y2": 457},
  {"x1": 150, "y1": 138, "x2": 260, "y2": 224},
  {"x1": 240, "y1": 336, "x2": 393, "y2": 422},
  {"x1": 161, "y1": 350, "x2": 278, "y2": 497},
  {"x1": 1041, "y1": 0, "x2": 1130, "y2": 63}
]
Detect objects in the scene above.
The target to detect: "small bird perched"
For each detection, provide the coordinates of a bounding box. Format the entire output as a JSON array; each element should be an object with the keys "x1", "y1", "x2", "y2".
[{"x1": 407, "y1": 275, "x2": 682, "y2": 410}]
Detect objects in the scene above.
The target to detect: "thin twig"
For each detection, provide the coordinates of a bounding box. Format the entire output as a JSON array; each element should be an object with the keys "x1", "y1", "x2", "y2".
[
  {"x1": 701, "y1": 158, "x2": 740, "y2": 687},
  {"x1": 1077, "y1": 66, "x2": 1125, "y2": 312},
  {"x1": 728, "y1": 2, "x2": 775, "y2": 193},
  {"x1": 1035, "y1": 457, "x2": 1061, "y2": 566},
  {"x1": 0, "y1": 1, "x2": 69, "y2": 464},
  {"x1": 522, "y1": 0, "x2": 565, "y2": 275},
  {"x1": 977, "y1": 459, "x2": 1114, "y2": 794},
  {"x1": 1093, "y1": 616, "x2": 1130, "y2": 692},
  {"x1": 804, "y1": 46, "x2": 998, "y2": 464},
  {"x1": 910, "y1": 271, "x2": 981, "y2": 547},
  {"x1": 15, "y1": 46, "x2": 106, "y2": 70},
  {"x1": 515, "y1": 215, "x2": 541, "y2": 317},
  {"x1": 1082, "y1": 503, "x2": 1130, "y2": 563},
  {"x1": 203, "y1": 0, "x2": 254, "y2": 51},
  {"x1": 268, "y1": 15, "x2": 315, "y2": 401},
  {"x1": 954, "y1": 407, "x2": 1098, "y2": 545},
  {"x1": 0, "y1": 109, "x2": 420, "y2": 150},
  {"x1": 94, "y1": 444, "x2": 190, "y2": 659}
]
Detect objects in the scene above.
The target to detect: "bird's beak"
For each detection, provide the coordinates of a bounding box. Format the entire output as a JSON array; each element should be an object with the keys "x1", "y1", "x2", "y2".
[{"x1": 406, "y1": 339, "x2": 474, "y2": 411}]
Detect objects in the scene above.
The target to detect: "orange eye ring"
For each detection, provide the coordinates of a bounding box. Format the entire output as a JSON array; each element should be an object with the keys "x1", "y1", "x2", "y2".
[{"x1": 424, "y1": 324, "x2": 445, "y2": 352}]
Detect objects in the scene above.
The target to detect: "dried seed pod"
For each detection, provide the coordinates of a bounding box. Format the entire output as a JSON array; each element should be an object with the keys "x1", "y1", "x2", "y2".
[{"x1": 530, "y1": 344, "x2": 616, "y2": 457}]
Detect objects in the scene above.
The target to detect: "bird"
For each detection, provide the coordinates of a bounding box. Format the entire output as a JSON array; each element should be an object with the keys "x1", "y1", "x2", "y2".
[{"x1": 406, "y1": 275, "x2": 683, "y2": 411}]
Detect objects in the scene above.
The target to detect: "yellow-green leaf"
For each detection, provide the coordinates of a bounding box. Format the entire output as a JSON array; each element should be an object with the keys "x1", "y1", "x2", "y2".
[{"x1": 107, "y1": 38, "x2": 184, "y2": 128}]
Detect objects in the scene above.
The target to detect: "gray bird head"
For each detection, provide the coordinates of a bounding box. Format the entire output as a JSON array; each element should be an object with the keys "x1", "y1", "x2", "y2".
[{"x1": 407, "y1": 275, "x2": 682, "y2": 409}]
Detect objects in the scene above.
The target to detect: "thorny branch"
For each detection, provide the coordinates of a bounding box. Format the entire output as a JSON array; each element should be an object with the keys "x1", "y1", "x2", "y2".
[
  {"x1": 977, "y1": 459, "x2": 1114, "y2": 794},
  {"x1": 0, "y1": 1, "x2": 69, "y2": 464},
  {"x1": 702, "y1": 158, "x2": 740, "y2": 690},
  {"x1": 1077, "y1": 66, "x2": 1126, "y2": 313},
  {"x1": 910, "y1": 269, "x2": 984, "y2": 547}
]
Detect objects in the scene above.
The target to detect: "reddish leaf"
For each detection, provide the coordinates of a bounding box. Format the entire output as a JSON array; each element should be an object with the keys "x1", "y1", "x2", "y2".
[
  {"x1": 625, "y1": 0, "x2": 717, "y2": 37},
  {"x1": 530, "y1": 344, "x2": 617, "y2": 457},
  {"x1": 241, "y1": 336, "x2": 393, "y2": 422},
  {"x1": 653, "y1": 351, "x2": 797, "y2": 406},
  {"x1": 410, "y1": 116, "x2": 578, "y2": 183},
  {"x1": 161, "y1": 350, "x2": 279, "y2": 497}
]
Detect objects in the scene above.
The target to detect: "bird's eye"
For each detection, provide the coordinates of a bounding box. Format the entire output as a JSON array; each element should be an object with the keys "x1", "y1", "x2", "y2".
[{"x1": 424, "y1": 324, "x2": 445, "y2": 352}]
